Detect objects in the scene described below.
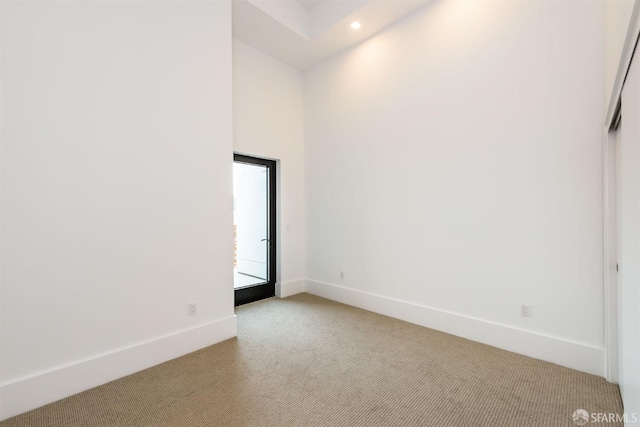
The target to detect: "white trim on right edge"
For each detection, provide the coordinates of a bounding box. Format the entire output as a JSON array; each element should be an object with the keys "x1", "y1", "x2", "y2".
[
  {"x1": 603, "y1": 127, "x2": 619, "y2": 384},
  {"x1": 305, "y1": 279, "x2": 605, "y2": 377}
]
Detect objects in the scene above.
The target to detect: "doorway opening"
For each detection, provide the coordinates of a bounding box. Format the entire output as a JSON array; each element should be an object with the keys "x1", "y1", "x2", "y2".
[{"x1": 233, "y1": 154, "x2": 276, "y2": 306}]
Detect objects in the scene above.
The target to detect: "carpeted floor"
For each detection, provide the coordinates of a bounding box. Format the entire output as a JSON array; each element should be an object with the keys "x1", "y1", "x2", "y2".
[{"x1": 1, "y1": 293, "x2": 623, "y2": 426}]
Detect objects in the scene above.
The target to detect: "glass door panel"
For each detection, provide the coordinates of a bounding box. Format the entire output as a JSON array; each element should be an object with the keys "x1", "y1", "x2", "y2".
[{"x1": 233, "y1": 154, "x2": 276, "y2": 305}]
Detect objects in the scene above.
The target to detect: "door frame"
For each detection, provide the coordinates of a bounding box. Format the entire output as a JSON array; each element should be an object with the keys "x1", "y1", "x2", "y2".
[
  {"x1": 603, "y1": 126, "x2": 619, "y2": 383},
  {"x1": 233, "y1": 153, "x2": 277, "y2": 306},
  {"x1": 603, "y1": 0, "x2": 640, "y2": 383}
]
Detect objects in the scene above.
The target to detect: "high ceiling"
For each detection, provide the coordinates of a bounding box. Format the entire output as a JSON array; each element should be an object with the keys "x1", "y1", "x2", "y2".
[
  {"x1": 295, "y1": 0, "x2": 325, "y2": 11},
  {"x1": 232, "y1": 0, "x2": 433, "y2": 71}
]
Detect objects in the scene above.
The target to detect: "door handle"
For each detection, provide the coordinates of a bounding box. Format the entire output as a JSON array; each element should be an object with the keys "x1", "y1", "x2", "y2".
[{"x1": 261, "y1": 238, "x2": 270, "y2": 242}]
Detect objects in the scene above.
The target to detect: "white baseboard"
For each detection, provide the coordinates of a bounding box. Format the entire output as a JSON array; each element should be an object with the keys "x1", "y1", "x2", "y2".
[
  {"x1": 0, "y1": 315, "x2": 237, "y2": 422},
  {"x1": 305, "y1": 279, "x2": 605, "y2": 377},
  {"x1": 276, "y1": 279, "x2": 306, "y2": 298}
]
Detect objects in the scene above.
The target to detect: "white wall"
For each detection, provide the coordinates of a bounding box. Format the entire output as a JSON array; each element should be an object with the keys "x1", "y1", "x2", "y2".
[
  {"x1": 233, "y1": 40, "x2": 306, "y2": 297},
  {"x1": 0, "y1": 1, "x2": 235, "y2": 420},
  {"x1": 304, "y1": 0, "x2": 607, "y2": 375}
]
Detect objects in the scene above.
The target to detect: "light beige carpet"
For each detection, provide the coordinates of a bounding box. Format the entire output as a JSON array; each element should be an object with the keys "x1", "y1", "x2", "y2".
[{"x1": 1, "y1": 293, "x2": 622, "y2": 426}]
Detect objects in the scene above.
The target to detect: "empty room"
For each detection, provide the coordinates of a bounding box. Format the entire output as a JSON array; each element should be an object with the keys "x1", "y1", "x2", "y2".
[{"x1": 1, "y1": 0, "x2": 639, "y2": 425}]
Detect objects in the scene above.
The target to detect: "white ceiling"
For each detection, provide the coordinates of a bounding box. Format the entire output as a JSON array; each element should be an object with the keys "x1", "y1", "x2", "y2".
[
  {"x1": 232, "y1": 0, "x2": 433, "y2": 71},
  {"x1": 296, "y1": 0, "x2": 325, "y2": 11}
]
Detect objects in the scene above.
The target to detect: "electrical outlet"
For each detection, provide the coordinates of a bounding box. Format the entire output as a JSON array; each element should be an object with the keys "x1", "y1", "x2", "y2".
[
  {"x1": 340, "y1": 271, "x2": 344, "y2": 279},
  {"x1": 188, "y1": 303, "x2": 197, "y2": 316},
  {"x1": 520, "y1": 304, "x2": 532, "y2": 318}
]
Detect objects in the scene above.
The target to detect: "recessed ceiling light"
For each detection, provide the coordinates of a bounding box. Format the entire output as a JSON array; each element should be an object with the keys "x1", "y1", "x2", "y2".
[{"x1": 350, "y1": 21, "x2": 361, "y2": 30}]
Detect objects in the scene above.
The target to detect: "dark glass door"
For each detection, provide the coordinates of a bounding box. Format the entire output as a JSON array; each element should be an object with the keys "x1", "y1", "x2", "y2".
[{"x1": 233, "y1": 154, "x2": 276, "y2": 306}]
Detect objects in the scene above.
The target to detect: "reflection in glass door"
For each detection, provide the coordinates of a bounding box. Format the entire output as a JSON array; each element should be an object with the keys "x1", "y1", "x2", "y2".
[{"x1": 233, "y1": 154, "x2": 276, "y2": 306}]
